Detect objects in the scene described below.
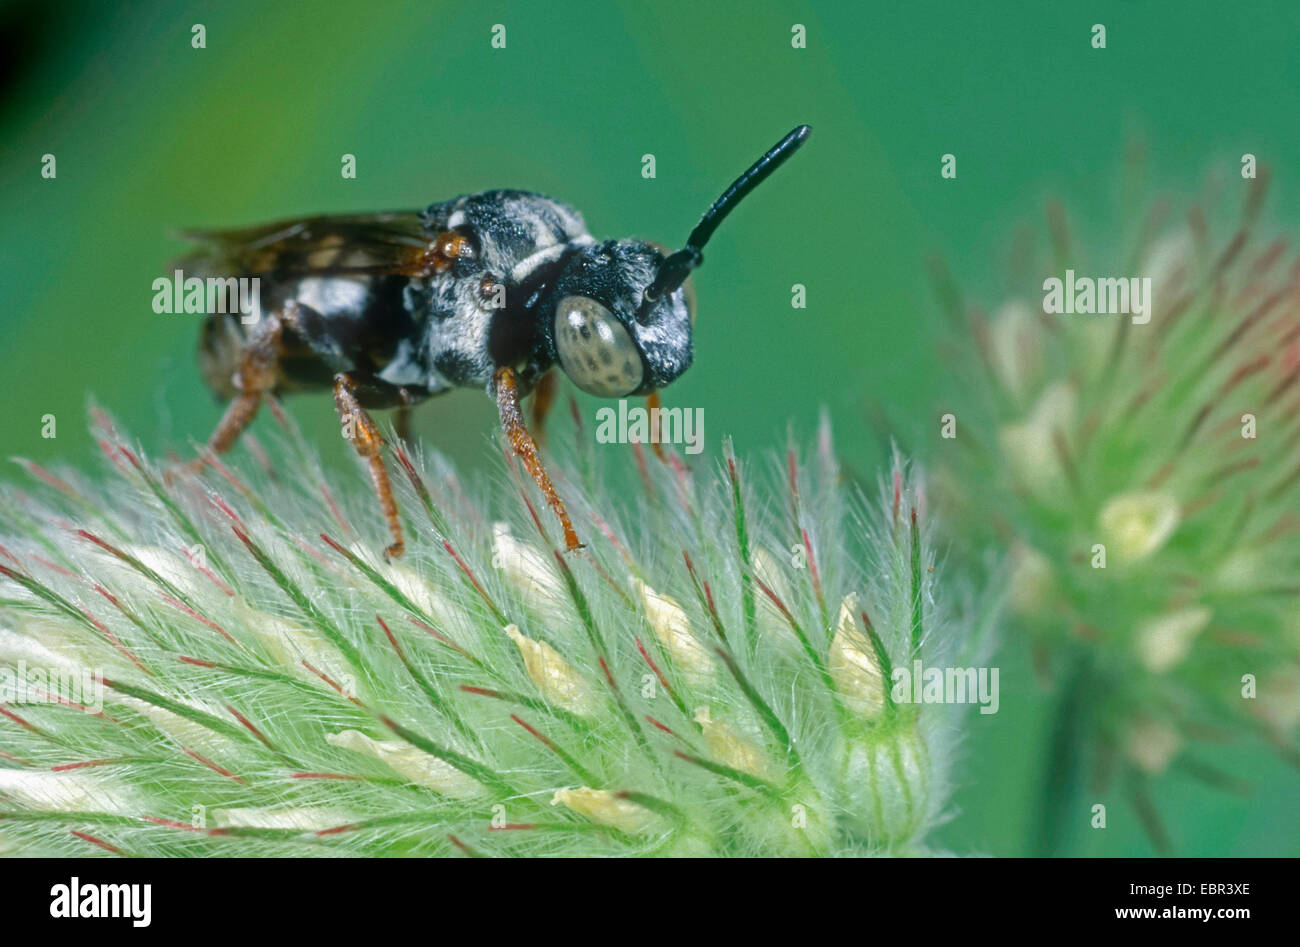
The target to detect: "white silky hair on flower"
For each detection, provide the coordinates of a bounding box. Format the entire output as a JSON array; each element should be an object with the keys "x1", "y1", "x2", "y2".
[{"x1": 0, "y1": 407, "x2": 988, "y2": 856}]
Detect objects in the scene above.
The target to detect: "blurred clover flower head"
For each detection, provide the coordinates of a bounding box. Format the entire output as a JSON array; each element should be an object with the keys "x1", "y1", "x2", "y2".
[
  {"x1": 0, "y1": 407, "x2": 984, "y2": 857},
  {"x1": 934, "y1": 165, "x2": 1300, "y2": 851}
]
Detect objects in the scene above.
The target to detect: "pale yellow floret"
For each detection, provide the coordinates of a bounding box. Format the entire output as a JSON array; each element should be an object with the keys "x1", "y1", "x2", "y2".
[
  {"x1": 505, "y1": 624, "x2": 598, "y2": 715},
  {"x1": 828, "y1": 593, "x2": 887, "y2": 719},
  {"x1": 551, "y1": 787, "x2": 658, "y2": 835},
  {"x1": 631, "y1": 577, "x2": 714, "y2": 686}
]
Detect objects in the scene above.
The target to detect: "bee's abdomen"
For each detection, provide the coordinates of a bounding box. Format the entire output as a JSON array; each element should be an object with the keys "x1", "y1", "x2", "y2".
[{"x1": 197, "y1": 274, "x2": 421, "y2": 399}]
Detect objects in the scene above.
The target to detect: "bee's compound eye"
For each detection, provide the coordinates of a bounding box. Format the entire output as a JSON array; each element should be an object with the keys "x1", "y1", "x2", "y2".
[{"x1": 554, "y1": 296, "x2": 645, "y2": 397}]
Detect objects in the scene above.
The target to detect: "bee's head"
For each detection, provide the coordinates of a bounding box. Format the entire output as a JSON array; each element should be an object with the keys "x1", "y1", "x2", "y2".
[
  {"x1": 539, "y1": 240, "x2": 694, "y2": 397},
  {"x1": 539, "y1": 124, "x2": 810, "y2": 399}
]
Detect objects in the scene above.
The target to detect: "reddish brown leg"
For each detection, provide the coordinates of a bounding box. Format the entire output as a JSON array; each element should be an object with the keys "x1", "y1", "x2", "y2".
[
  {"x1": 494, "y1": 366, "x2": 582, "y2": 551},
  {"x1": 334, "y1": 373, "x2": 405, "y2": 559},
  {"x1": 530, "y1": 368, "x2": 559, "y2": 447},
  {"x1": 394, "y1": 406, "x2": 412, "y2": 444},
  {"x1": 644, "y1": 389, "x2": 666, "y2": 461},
  {"x1": 184, "y1": 313, "x2": 283, "y2": 474},
  {"x1": 394, "y1": 390, "x2": 415, "y2": 445}
]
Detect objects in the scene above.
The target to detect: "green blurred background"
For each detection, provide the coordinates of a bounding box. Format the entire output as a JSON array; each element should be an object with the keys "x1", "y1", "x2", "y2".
[{"x1": 2, "y1": 0, "x2": 1297, "y2": 855}]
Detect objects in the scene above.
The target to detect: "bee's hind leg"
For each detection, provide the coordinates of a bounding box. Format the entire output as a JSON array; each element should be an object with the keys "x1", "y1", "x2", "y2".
[
  {"x1": 181, "y1": 312, "x2": 283, "y2": 476},
  {"x1": 333, "y1": 373, "x2": 405, "y2": 559},
  {"x1": 493, "y1": 366, "x2": 582, "y2": 552}
]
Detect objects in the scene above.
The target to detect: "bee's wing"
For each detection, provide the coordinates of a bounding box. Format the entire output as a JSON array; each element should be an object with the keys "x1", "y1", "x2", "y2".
[{"x1": 176, "y1": 212, "x2": 437, "y2": 277}]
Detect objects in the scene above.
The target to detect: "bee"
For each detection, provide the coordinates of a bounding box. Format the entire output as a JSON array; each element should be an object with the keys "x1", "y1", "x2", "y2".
[{"x1": 181, "y1": 125, "x2": 811, "y2": 557}]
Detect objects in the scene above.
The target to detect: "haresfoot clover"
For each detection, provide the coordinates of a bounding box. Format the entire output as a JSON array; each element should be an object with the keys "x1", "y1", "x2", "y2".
[
  {"x1": 936, "y1": 172, "x2": 1300, "y2": 851},
  {"x1": 0, "y1": 409, "x2": 978, "y2": 856}
]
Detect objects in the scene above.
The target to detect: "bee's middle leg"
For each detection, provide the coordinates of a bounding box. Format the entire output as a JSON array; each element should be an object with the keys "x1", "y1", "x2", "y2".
[
  {"x1": 333, "y1": 372, "x2": 405, "y2": 559},
  {"x1": 394, "y1": 404, "x2": 413, "y2": 444},
  {"x1": 394, "y1": 387, "x2": 419, "y2": 444}
]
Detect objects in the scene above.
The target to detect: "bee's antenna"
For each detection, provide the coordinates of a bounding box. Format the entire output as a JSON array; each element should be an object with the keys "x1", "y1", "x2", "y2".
[{"x1": 644, "y1": 124, "x2": 812, "y2": 302}]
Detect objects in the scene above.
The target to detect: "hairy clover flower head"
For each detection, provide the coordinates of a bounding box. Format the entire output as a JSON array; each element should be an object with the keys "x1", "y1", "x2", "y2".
[
  {"x1": 0, "y1": 408, "x2": 978, "y2": 856},
  {"x1": 936, "y1": 173, "x2": 1300, "y2": 846}
]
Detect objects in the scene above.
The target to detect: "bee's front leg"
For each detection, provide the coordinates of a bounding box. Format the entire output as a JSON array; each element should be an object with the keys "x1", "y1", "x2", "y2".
[
  {"x1": 529, "y1": 368, "x2": 559, "y2": 447},
  {"x1": 644, "y1": 389, "x2": 667, "y2": 461},
  {"x1": 493, "y1": 366, "x2": 582, "y2": 552},
  {"x1": 333, "y1": 373, "x2": 405, "y2": 559}
]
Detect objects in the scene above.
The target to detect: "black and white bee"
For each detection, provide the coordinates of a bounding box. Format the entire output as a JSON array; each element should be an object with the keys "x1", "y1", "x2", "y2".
[{"x1": 182, "y1": 125, "x2": 812, "y2": 556}]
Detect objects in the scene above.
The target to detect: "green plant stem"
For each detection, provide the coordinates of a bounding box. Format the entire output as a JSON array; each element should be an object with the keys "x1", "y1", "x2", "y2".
[{"x1": 1032, "y1": 651, "x2": 1092, "y2": 857}]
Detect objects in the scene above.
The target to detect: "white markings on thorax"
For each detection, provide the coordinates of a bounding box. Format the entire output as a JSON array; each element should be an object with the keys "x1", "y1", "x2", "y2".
[
  {"x1": 296, "y1": 277, "x2": 370, "y2": 316},
  {"x1": 510, "y1": 235, "x2": 596, "y2": 284}
]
